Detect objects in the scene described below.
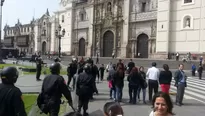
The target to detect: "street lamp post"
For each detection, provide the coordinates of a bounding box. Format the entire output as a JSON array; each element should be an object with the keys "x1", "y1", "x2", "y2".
[
  {"x1": 55, "y1": 25, "x2": 65, "y2": 58},
  {"x1": 0, "y1": 0, "x2": 5, "y2": 63}
]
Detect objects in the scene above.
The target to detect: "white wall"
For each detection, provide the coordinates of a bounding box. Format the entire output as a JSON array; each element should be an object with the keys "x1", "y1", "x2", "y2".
[{"x1": 168, "y1": 0, "x2": 204, "y2": 53}]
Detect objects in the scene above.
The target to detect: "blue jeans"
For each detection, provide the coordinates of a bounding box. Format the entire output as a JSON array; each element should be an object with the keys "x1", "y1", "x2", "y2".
[
  {"x1": 110, "y1": 88, "x2": 116, "y2": 99},
  {"x1": 137, "y1": 86, "x2": 146, "y2": 102},
  {"x1": 115, "y1": 86, "x2": 123, "y2": 101}
]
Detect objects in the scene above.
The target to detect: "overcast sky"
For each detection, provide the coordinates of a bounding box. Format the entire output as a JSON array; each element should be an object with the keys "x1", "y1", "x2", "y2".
[{"x1": 2, "y1": 0, "x2": 59, "y2": 27}]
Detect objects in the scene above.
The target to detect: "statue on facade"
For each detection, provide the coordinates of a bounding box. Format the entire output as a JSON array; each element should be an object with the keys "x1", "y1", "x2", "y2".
[
  {"x1": 185, "y1": 18, "x2": 191, "y2": 28},
  {"x1": 107, "y1": 2, "x2": 112, "y2": 12}
]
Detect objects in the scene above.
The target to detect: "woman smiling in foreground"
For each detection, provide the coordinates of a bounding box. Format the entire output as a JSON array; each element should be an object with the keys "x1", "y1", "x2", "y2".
[{"x1": 149, "y1": 91, "x2": 175, "y2": 116}]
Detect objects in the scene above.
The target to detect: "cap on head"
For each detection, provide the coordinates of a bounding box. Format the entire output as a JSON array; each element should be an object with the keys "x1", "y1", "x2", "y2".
[
  {"x1": 50, "y1": 62, "x2": 61, "y2": 74},
  {"x1": 0, "y1": 67, "x2": 19, "y2": 84}
]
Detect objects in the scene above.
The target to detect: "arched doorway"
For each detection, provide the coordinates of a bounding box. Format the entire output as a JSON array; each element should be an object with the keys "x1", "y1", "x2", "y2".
[
  {"x1": 79, "y1": 38, "x2": 85, "y2": 56},
  {"x1": 103, "y1": 30, "x2": 114, "y2": 57},
  {"x1": 137, "y1": 34, "x2": 149, "y2": 58},
  {"x1": 42, "y1": 41, "x2": 46, "y2": 55}
]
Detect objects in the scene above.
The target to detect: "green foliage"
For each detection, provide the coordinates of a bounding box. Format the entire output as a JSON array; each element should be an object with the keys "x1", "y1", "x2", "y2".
[
  {"x1": 23, "y1": 94, "x2": 68, "y2": 115},
  {"x1": 22, "y1": 94, "x2": 38, "y2": 114}
]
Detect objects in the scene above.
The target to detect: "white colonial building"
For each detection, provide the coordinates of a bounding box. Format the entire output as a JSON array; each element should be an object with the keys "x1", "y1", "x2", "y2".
[
  {"x1": 34, "y1": 9, "x2": 52, "y2": 54},
  {"x1": 4, "y1": 0, "x2": 204, "y2": 58},
  {"x1": 51, "y1": 0, "x2": 74, "y2": 55},
  {"x1": 156, "y1": 0, "x2": 205, "y2": 58}
]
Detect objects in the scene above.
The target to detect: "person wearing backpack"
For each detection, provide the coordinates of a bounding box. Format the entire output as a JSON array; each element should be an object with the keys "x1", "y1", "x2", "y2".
[
  {"x1": 0, "y1": 67, "x2": 27, "y2": 116},
  {"x1": 76, "y1": 63, "x2": 95, "y2": 116},
  {"x1": 38, "y1": 62, "x2": 73, "y2": 116}
]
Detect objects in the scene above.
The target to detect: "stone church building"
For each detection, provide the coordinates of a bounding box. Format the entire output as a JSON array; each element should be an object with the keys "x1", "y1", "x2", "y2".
[
  {"x1": 71, "y1": 0, "x2": 158, "y2": 58},
  {"x1": 4, "y1": 0, "x2": 204, "y2": 58}
]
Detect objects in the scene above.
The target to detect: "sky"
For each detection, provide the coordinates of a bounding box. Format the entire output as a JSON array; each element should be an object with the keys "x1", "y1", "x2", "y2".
[{"x1": 2, "y1": 0, "x2": 59, "y2": 27}]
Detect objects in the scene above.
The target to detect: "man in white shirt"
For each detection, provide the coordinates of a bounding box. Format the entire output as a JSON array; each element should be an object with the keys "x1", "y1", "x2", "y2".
[{"x1": 146, "y1": 62, "x2": 160, "y2": 102}]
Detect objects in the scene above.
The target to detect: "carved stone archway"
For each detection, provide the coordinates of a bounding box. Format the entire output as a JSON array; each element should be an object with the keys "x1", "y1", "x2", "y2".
[
  {"x1": 136, "y1": 34, "x2": 149, "y2": 58},
  {"x1": 79, "y1": 38, "x2": 85, "y2": 56},
  {"x1": 103, "y1": 30, "x2": 114, "y2": 57},
  {"x1": 42, "y1": 41, "x2": 46, "y2": 55}
]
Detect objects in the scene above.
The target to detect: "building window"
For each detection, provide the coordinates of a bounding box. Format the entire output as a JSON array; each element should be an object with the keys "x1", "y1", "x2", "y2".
[
  {"x1": 181, "y1": 15, "x2": 193, "y2": 30},
  {"x1": 182, "y1": 0, "x2": 194, "y2": 5},
  {"x1": 44, "y1": 29, "x2": 46, "y2": 36},
  {"x1": 44, "y1": 22, "x2": 46, "y2": 25},
  {"x1": 141, "y1": 2, "x2": 146, "y2": 12},
  {"x1": 184, "y1": 0, "x2": 192, "y2": 4},
  {"x1": 79, "y1": 8, "x2": 86, "y2": 21},
  {"x1": 27, "y1": 27, "x2": 30, "y2": 32},
  {"x1": 24, "y1": 28, "x2": 26, "y2": 32},
  {"x1": 62, "y1": 15, "x2": 64, "y2": 23}
]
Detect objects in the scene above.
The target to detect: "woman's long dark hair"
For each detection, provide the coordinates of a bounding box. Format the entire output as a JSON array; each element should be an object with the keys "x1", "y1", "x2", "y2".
[
  {"x1": 130, "y1": 67, "x2": 138, "y2": 74},
  {"x1": 117, "y1": 64, "x2": 124, "y2": 77},
  {"x1": 152, "y1": 91, "x2": 175, "y2": 115},
  {"x1": 163, "y1": 64, "x2": 169, "y2": 71},
  {"x1": 104, "y1": 102, "x2": 123, "y2": 116}
]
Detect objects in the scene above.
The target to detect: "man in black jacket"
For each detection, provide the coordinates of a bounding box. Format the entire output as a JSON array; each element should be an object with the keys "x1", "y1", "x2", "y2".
[
  {"x1": 67, "y1": 58, "x2": 78, "y2": 89},
  {"x1": 76, "y1": 63, "x2": 94, "y2": 116},
  {"x1": 39, "y1": 62, "x2": 73, "y2": 116},
  {"x1": 87, "y1": 58, "x2": 99, "y2": 99},
  {"x1": 127, "y1": 59, "x2": 135, "y2": 74},
  {"x1": 36, "y1": 56, "x2": 43, "y2": 81},
  {"x1": 0, "y1": 67, "x2": 27, "y2": 116}
]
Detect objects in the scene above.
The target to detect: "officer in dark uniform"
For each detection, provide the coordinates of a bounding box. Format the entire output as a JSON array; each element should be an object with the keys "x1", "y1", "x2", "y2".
[
  {"x1": 54, "y1": 57, "x2": 61, "y2": 63},
  {"x1": 86, "y1": 58, "x2": 99, "y2": 99},
  {"x1": 0, "y1": 67, "x2": 27, "y2": 116},
  {"x1": 76, "y1": 63, "x2": 94, "y2": 116},
  {"x1": 40, "y1": 62, "x2": 73, "y2": 116},
  {"x1": 67, "y1": 58, "x2": 78, "y2": 89},
  {"x1": 36, "y1": 57, "x2": 43, "y2": 81}
]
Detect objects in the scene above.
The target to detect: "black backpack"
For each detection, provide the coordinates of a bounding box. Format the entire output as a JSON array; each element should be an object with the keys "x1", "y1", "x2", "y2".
[{"x1": 37, "y1": 92, "x2": 49, "y2": 114}]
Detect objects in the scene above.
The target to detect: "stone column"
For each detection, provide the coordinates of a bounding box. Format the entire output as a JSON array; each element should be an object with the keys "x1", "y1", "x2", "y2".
[
  {"x1": 87, "y1": 6, "x2": 94, "y2": 57},
  {"x1": 132, "y1": 41, "x2": 135, "y2": 58},
  {"x1": 121, "y1": 0, "x2": 130, "y2": 58}
]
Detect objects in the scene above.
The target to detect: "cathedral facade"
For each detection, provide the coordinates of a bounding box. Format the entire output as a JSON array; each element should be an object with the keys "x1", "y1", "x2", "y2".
[{"x1": 72, "y1": 0, "x2": 158, "y2": 58}]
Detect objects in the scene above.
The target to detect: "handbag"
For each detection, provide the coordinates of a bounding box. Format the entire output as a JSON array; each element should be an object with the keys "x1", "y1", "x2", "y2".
[{"x1": 142, "y1": 81, "x2": 148, "y2": 89}]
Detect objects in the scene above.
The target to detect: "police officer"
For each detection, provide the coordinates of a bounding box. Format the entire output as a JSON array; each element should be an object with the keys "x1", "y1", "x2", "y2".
[
  {"x1": 54, "y1": 57, "x2": 61, "y2": 63},
  {"x1": 0, "y1": 67, "x2": 27, "y2": 116},
  {"x1": 76, "y1": 63, "x2": 94, "y2": 116},
  {"x1": 86, "y1": 58, "x2": 99, "y2": 99},
  {"x1": 67, "y1": 58, "x2": 78, "y2": 89},
  {"x1": 36, "y1": 56, "x2": 43, "y2": 81},
  {"x1": 40, "y1": 62, "x2": 73, "y2": 116}
]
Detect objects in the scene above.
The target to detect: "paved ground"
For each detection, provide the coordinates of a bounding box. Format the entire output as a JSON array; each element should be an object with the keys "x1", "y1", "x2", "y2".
[
  {"x1": 2, "y1": 59, "x2": 205, "y2": 115},
  {"x1": 0, "y1": 72, "x2": 204, "y2": 116}
]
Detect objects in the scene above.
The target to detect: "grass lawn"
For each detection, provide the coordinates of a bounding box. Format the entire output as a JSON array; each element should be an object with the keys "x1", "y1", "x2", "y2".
[
  {"x1": 0, "y1": 64, "x2": 67, "y2": 75},
  {"x1": 22, "y1": 94, "x2": 68, "y2": 115},
  {"x1": 22, "y1": 94, "x2": 38, "y2": 114}
]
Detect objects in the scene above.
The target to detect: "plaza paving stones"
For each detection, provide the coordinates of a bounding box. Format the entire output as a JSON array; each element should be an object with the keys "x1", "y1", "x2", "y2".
[{"x1": 3, "y1": 73, "x2": 204, "y2": 116}]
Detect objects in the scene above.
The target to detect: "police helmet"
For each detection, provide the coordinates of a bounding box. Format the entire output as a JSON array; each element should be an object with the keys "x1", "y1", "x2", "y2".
[
  {"x1": 86, "y1": 57, "x2": 93, "y2": 64},
  {"x1": 50, "y1": 62, "x2": 61, "y2": 74},
  {"x1": 83, "y1": 63, "x2": 91, "y2": 73},
  {"x1": 54, "y1": 57, "x2": 61, "y2": 62},
  {"x1": 72, "y1": 57, "x2": 77, "y2": 63},
  {"x1": 0, "y1": 67, "x2": 19, "y2": 84}
]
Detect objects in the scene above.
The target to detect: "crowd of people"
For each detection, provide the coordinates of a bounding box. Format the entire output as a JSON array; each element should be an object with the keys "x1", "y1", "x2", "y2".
[{"x1": 0, "y1": 56, "x2": 192, "y2": 116}]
